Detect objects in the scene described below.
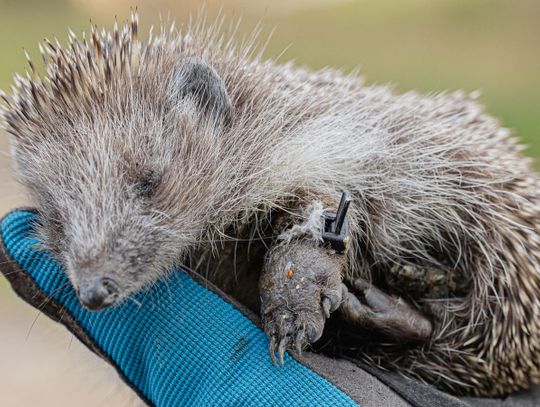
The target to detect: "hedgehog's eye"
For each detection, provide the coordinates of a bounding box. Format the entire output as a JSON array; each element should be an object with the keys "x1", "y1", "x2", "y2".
[{"x1": 134, "y1": 169, "x2": 161, "y2": 199}]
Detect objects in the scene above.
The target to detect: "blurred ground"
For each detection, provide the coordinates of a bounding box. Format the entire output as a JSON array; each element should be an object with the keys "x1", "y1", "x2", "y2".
[
  {"x1": 0, "y1": 291, "x2": 143, "y2": 406},
  {"x1": 0, "y1": 0, "x2": 539, "y2": 405}
]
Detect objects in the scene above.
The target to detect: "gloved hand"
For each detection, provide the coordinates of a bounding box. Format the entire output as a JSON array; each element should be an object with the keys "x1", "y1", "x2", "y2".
[
  {"x1": 4, "y1": 209, "x2": 529, "y2": 407},
  {"x1": 0, "y1": 209, "x2": 362, "y2": 407}
]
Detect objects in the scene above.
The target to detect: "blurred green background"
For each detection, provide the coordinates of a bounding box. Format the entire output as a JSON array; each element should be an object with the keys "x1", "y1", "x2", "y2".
[{"x1": 0, "y1": 0, "x2": 538, "y2": 405}]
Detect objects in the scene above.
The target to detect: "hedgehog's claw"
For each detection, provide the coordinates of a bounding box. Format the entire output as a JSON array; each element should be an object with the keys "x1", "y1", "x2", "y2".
[
  {"x1": 295, "y1": 328, "x2": 305, "y2": 355},
  {"x1": 268, "y1": 334, "x2": 277, "y2": 366},
  {"x1": 277, "y1": 335, "x2": 289, "y2": 366},
  {"x1": 267, "y1": 321, "x2": 297, "y2": 366},
  {"x1": 322, "y1": 296, "x2": 332, "y2": 319}
]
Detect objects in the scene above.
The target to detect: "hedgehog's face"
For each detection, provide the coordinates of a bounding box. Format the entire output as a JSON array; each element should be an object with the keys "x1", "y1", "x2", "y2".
[{"x1": 5, "y1": 57, "x2": 233, "y2": 310}]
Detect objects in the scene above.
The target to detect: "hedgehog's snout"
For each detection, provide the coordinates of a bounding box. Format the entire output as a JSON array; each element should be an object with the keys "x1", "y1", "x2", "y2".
[{"x1": 76, "y1": 276, "x2": 120, "y2": 311}]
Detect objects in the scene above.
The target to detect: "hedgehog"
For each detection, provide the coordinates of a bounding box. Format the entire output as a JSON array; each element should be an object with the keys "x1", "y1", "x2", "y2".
[{"x1": 2, "y1": 12, "x2": 540, "y2": 398}]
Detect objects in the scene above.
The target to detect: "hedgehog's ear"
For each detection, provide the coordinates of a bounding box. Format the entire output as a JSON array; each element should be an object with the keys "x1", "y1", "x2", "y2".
[{"x1": 170, "y1": 58, "x2": 232, "y2": 126}]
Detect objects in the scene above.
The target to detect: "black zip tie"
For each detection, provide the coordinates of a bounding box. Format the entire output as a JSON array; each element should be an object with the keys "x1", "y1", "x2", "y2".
[{"x1": 322, "y1": 192, "x2": 352, "y2": 253}]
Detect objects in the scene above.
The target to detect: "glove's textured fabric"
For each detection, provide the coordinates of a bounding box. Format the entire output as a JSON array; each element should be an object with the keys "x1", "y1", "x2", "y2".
[
  {"x1": 0, "y1": 210, "x2": 357, "y2": 407},
  {"x1": 2, "y1": 209, "x2": 539, "y2": 407}
]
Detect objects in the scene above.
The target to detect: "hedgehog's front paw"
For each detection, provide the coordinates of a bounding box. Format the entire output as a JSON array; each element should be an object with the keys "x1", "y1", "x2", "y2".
[{"x1": 259, "y1": 241, "x2": 345, "y2": 365}]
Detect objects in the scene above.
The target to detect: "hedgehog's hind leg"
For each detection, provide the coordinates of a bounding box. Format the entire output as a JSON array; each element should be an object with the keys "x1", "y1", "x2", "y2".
[{"x1": 340, "y1": 277, "x2": 433, "y2": 343}]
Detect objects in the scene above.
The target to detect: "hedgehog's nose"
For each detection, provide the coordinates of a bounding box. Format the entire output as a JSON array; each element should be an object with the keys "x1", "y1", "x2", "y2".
[{"x1": 78, "y1": 278, "x2": 119, "y2": 311}]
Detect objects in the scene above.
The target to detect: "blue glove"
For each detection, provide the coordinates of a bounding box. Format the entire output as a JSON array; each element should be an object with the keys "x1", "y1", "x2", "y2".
[
  {"x1": 6, "y1": 209, "x2": 521, "y2": 407},
  {"x1": 0, "y1": 209, "x2": 358, "y2": 407}
]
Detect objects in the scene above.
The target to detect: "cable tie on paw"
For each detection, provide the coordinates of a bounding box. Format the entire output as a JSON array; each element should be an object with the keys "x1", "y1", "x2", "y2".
[{"x1": 322, "y1": 192, "x2": 351, "y2": 254}]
